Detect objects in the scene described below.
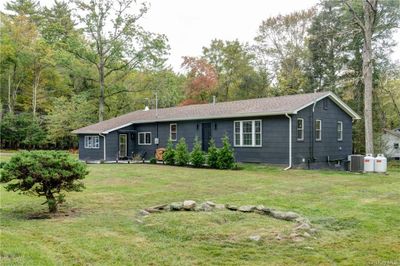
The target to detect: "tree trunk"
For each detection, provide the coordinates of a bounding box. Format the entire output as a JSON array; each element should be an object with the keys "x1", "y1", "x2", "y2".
[
  {"x1": 362, "y1": 1, "x2": 375, "y2": 155},
  {"x1": 98, "y1": 63, "x2": 105, "y2": 122},
  {"x1": 8, "y1": 73, "x2": 13, "y2": 114},
  {"x1": 46, "y1": 192, "x2": 57, "y2": 213},
  {"x1": 32, "y1": 66, "x2": 41, "y2": 117}
]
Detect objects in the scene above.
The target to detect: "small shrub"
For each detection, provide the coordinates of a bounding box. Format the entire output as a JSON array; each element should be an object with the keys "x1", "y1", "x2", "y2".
[
  {"x1": 0, "y1": 161, "x2": 7, "y2": 168},
  {"x1": 207, "y1": 138, "x2": 219, "y2": 168},
  {"x1": 149, "y1": 157, "x2": 157, "y2": 164},
  {"x1": 217, "y1": 135, "x2": 235, "y2": 169},
  {"x1": 175, "y1": 137, "x2": 190, "y2": 166},
  {"x1": 2, "y1": 151, "x2": 88, "y2": 213},
  {"x1": 190, "y1": 137, "x2": 205, "y2": 167},
  {"x1": 163, "y1": 139, "x2": 175, "y2": 165}
]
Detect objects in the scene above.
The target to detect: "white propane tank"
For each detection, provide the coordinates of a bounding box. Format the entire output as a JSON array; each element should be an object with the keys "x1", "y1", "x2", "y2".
[
  {"x1": 374, "y1": 154, "x2": 387, "y2": 173},
  {"x1": 364, "y1": 154, "x2": 375, "y2": 172}
]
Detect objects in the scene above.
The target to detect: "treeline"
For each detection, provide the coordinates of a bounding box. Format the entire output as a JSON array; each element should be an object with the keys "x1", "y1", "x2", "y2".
[{"x1": 0, "y1": 0, "x2": 399, "y2": 152}]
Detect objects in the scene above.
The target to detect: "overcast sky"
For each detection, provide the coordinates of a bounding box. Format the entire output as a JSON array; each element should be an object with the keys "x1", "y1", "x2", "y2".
[
  {"x1": 2, "y1": 0, "x2": 399, "y2": 71},
  {"x1": 140, "y1": 0, "x2": 319, "y2": 71}
]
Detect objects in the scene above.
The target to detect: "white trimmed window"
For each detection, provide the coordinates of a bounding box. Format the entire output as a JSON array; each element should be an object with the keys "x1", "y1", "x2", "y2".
[
  {"x1": 337, "y1": 121, "x2": 343, "y2": 141},
  {"x1": 170, "y1": 123, "x2": 177, "y2": 141},
  {"x1": 84, "y1": 136, "x2": 99, "y2": 149},
  {"x1": 233, "y1": 120, "x2": 262, "y2": 147},
  {"x1": 297, "y1": 118, "x2": 304, "y2": 141},
  {"x1": 138, "y1": 132, "x2": 152, "y2": 145},
  {"x1": 315, "y1": 120, "x2": 322, "y2": 141}
]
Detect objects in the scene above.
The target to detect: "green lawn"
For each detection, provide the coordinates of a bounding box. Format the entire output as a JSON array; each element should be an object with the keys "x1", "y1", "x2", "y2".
[{"x1": 1, "y1": 157, "x2": 399, "y2": 265}]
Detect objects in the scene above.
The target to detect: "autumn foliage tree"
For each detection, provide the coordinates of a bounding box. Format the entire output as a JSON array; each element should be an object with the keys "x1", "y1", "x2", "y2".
[{"x1": 180, "y1": 56, "x2": 218, "y2": 105}]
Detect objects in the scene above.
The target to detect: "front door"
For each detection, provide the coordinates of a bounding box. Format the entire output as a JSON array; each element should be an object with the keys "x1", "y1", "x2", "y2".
[
  {"x1": 119, "y1": 134, "x2": 127, "y2": 158},
  {"x1": 202, "y1": 123, "x2": 212, "y2": 152}
]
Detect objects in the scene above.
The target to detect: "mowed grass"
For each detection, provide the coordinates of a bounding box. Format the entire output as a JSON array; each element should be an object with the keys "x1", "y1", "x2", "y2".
[{"x1": 1, "y1": 154, "x2": 399, "y2": 265}]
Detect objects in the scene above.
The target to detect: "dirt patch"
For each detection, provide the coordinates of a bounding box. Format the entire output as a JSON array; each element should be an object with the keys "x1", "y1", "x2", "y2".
[{"x1": 27, "y1": 208, "x2": 81, "y2": 220}]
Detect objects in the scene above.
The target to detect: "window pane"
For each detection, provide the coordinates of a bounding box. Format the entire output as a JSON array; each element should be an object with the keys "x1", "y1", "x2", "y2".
[
  {"x1": 243, "y1": 133, "x2": 252, "y2": 145},
  {"x1": 297, "y1": 129, "x2": 302, "y2": 140},
  {"x1": 297, "y1": 119, "x2": 303, "y2": 129},
  {"x1": 94, "y1": 136, "x2": 99, "y2": 148},
  {"x1": 255, "y1": 133, "x2": 261, "y2": 146},
  {"x1": 139, "y1": 133, "x2": 144, "y2": 144},
  {"x1": 235, "y1": 133, "x2": 240, "y2": 145},
  {"x1": 234, "y1": 122, "x2": 240, "y2": 133},
  {"x1": 255, "y1": 121, "x2": 261, "y2": 133},
  {"x1": 243, "y1": 121, "x2": 252, "y2": 133},
  {"x1": 171, "y1": 124, "x2": 176, "y2": 132},
  {"x1": 146, "y1": 133, "x2": 151, "y2": 144},
  {"x1": 315, "y1": 120, "x2": 321, "y2": 130},
  {"x1": 171, "y1": 132, "x2": 177, "y2": 140}
]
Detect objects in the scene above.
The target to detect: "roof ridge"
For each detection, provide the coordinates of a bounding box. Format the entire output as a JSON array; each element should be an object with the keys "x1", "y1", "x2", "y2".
[
  {"x1": 108, "y1": 91, "x2": 331, "y2": 117},
  {"x1": 73, "y1": 91, "x2": 355, "y2": 135}
]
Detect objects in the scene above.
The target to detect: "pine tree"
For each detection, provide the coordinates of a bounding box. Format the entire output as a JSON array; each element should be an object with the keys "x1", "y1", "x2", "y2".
[
  {"x1": 174, "y1": 138, "x2": 190, "y2": 166},
  {"x1": 190, "y1": 137, "x2": 205, "y2": 167},
  {"x1": 217, "y1": 135, "x2": 235, "y2": 169},
  {"x1": 163, "y1": 139, "x2": 175, "y2": 165},
  {"x1": 206, "y1": 138, "x2": 219, "y2": 169}
]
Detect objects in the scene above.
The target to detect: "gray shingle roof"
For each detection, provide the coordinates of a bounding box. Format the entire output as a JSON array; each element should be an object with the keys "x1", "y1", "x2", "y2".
[{"x1": 72, "y1": 91, "x2": 359, "y2": 134}]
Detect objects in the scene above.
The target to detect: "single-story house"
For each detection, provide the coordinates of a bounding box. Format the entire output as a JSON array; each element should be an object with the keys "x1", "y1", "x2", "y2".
[
  {"x1": 72, "y1": 91, "x2": 361, "y2": 168},
  {"x1": 381, "y1": 128, "x2": 400, "y2": 160}
]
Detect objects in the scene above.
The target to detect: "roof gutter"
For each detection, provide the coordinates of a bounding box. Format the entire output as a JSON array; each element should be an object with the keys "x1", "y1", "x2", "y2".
[
  {"x1": 99, "y1": 133, "x2": 106, "y2": 161},
  {"x1": 284, "y1": 113, "x2": 292, "y2": 170},
  {"x1": 74, "y1": 111, "x2": 297, "y2": 134}
]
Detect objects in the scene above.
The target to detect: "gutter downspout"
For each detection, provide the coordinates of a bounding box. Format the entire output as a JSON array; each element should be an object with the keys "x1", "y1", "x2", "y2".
[
  {"x1": 310, "y1": 91, "x2": 318, "y2": 165},
  {"x1": 99, "y1": 133, "x2": 106, "y2": 161},
  {"x1": 284, "y1": 113, "x2": 292, "y2": 170}
]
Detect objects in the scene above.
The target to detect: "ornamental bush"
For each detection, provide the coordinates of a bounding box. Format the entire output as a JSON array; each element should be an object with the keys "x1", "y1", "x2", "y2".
[
  {"x1": 174, "y1": 137, "x2": 190, "y2": 166},
  {"x1": 190, "y1": 137, "x2": 205, "y2": 167},
  {"x1": 163, "y1": 139, "x2": 175, "y2": 165},
  {"x1": 207, "y1": 138, "x2": 219, "y2": 169},
  {"x1": 217, "y1": 135, "x2": 235, "y2": 169},
  {"x1": 2, "y1": 151, "x2": 88, "y2": 213}
]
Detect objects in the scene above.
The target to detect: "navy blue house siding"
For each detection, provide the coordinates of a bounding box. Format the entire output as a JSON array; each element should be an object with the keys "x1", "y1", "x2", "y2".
[
  {"x1": 78, "y1": 97, "x2": 354, "y2": 166},
  {"x1": 291, "y1": 97, "x2": 353, "y2": 165}
]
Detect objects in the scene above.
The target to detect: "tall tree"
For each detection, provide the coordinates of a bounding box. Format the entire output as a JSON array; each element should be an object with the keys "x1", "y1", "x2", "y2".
[
  {"x1": 254, "y1": 8, "x2": 315, "y2": 95},
  {"x1": 70, "y1": 0, "x2": 169, "y2": 121},
  {"x1": 344, "y1": 0, "x2": 400, "y2": 154},
  {"x1": 202, "y1": 39, "x2": 269, "y2": 100},
  {"x1": 180, "y1": 56, "x2": 218, "y2": 105}
]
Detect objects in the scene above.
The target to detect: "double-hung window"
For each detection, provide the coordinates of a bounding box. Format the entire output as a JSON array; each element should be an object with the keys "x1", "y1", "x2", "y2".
[
  {"x1": 138, "y1": 132, "x2": 152, "y2": 145},
  {"x1": 297, "y1": 118, "x2": 304, "y2": 141},
  {"x1": 84, "y1": 135, "x2": 99, "y2": 149},
  {"x1": 315, "y1": 120, "x2": 322, "y2": 141},
  {"x1": 337, "y1": 121, "x2": 343, "y2": 141},
  {"x1": 170, "y1": 123, "x2": 177, "y2": 141},
  {"x1": 234, "y1": 120, "x2": 262, "y2": 147}
]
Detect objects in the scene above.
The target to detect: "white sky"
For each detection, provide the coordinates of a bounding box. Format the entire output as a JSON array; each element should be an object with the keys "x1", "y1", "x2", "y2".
[
  {"x1": 3, "y1": 0, "x2": 399, "y2": 71},
  {"x1": 141, "y1": 0, "x2": 319, "y2": 71}
]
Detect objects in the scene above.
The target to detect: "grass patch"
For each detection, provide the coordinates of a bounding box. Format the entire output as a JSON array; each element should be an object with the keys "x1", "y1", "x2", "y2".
[{"x1": 1, "y1": 157, "x2": 399, "y2": 265}]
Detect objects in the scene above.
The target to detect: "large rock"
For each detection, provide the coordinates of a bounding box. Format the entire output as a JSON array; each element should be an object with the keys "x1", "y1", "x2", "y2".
[
  {"x1": 270, "y1": 211, "x2": 300, "y2": 221},
  {"x1": 255, "y1": 205, "x2": 265, "y2": 211},
  {"x1": 215, "y1": 204, "x2": 225, "y2": 210},
  {"x1": 225, "y1": 204, "x2": 238, "y2": 211},
  {"x1": 196, "y1": 202, "x2": 213, "y2": 212},
  {"x1": 205, "y1": 201, "x2": 216, "y2": 207},
  {"x1": 144, "y1": 208, "x2": 161, "y2": 213},
  {"x1": 149, "y1": 204, "x2": 168, "y2": 210},
  {"x1": 169, "y1": 202, "x2": 183, "y2": 211},
  {"x1": 238, "y1": 205, "x2": 255, "y2": 212},
  {"x1": 183, "y1": 200, "x2": 196, "y2": 210}
]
